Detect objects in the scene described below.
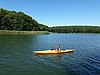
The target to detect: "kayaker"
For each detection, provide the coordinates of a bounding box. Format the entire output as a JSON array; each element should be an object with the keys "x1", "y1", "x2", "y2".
[
  {"x1": 56, "y1": 45, "x2": 61, "y2": 53},
  {"x1": 51, "y1": 46, "x2": 55, "y2": 50}
]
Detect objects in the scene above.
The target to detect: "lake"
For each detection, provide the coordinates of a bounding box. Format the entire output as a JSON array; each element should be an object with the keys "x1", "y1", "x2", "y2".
[{"x1": 0, "y1": 33, "x2": 100, "y2": 75}]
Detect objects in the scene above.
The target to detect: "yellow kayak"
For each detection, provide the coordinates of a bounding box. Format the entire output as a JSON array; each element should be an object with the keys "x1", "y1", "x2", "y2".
[{"x1": 34, "y1": 49, "x2": 74, "y2": 55}]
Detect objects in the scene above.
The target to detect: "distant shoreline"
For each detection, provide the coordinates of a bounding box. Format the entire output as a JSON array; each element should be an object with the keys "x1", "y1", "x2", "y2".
[
  {"x1": 0, "y1": 30, "x2": 49, "y2": 35},
  {"x1": 49, "y1": 32, "x2": 100, "y2": 34}
]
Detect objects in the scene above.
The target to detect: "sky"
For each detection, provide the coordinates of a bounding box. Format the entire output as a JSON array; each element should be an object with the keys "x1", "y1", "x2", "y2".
[{"x1": 0, "y1": 0, "x2": 100, "y2": 27}]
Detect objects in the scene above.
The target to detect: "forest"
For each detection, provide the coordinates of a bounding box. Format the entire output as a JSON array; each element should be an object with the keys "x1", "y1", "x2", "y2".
[
  {"x1": 0, "y1": 8, "x2": 100, "y2": 33},
  {"x1": 0, "y1": 8, "x2": 48, "y2": 31},
  {"x1": 49, "y1": 26, "x2": 100, "y2": 33}
]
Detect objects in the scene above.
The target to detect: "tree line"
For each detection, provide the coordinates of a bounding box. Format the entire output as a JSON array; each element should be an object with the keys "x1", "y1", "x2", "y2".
[
  {"x1": 0, "y1": 8, "x2": 48, "y2": 31},
  {"x1": 1, "y1": 8, "x2": 100, "y2": 33},
  {"x1": 49, "y1": 26, "x2": 100, "y2": 33}
]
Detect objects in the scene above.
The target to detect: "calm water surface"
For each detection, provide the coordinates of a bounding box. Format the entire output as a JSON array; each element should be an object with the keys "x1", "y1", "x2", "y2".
[{"x1": 0, "y1": 33, "x2": 100, "y2": 75}]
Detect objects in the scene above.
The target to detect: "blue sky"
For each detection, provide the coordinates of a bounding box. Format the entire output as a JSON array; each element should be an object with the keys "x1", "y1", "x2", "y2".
[{"x1": 0, "y1": 0, "x2": 100, "y2": 26}]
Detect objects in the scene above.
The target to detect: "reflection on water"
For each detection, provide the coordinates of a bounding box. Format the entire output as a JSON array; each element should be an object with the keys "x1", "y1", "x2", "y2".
[
  {"x1": 35, "y1": 53, "x2": 62, "y2": 59},
  {"x1": 34, "y1": 52, "x2": 75, "y2": 63}
]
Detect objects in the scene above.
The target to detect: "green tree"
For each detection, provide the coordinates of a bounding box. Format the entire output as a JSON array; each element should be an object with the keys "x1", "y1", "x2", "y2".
[{"x1": 0, "y1": 8, "x2": 48, "y2": 31}]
